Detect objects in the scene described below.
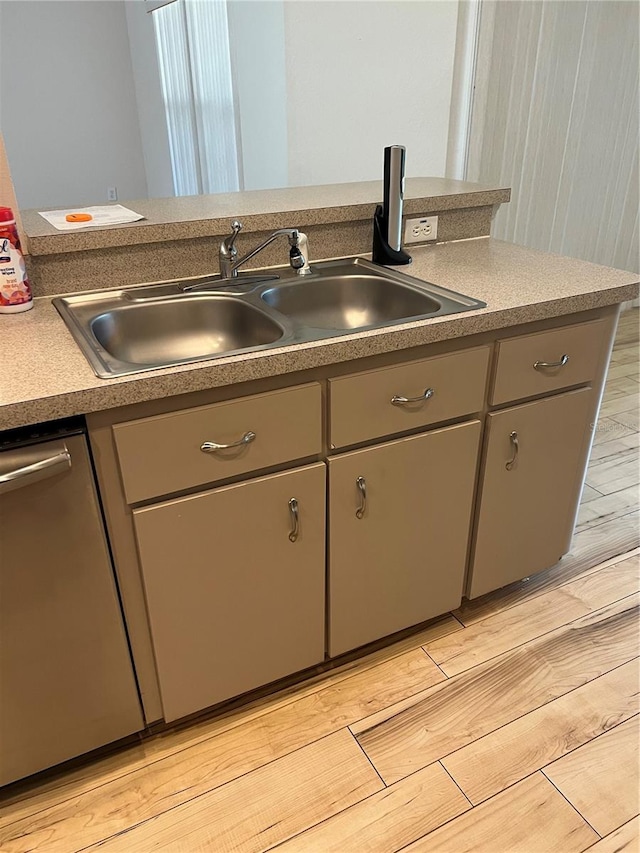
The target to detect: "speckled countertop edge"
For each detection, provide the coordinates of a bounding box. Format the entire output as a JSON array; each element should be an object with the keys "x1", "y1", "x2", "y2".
[
  {"x1": 1, "y1": 238, "x2": 637, "y2": 431},
  {"x1": 22, "y1": 178, "x2": 511, "y2": 255}
]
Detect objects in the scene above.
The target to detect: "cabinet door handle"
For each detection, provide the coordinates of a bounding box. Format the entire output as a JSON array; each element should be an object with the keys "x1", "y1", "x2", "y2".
[
  {"x1": 356, "y1": 476, "x2": 367, "y2": 519},
  {"x1": 533, "y1": 354, "x2": 569, "y2": 370},
  {"x1": 391, "y1": 388, "x2": 434, "y2": 405},
  {"x1": 200, "y1": 431, "x2": 256, "y2": 452},
  {"x1": 288, "y1": 497, "x2": 299, "y2": 542},
  {"x1": 506, "y1": 430, "x2": 519, "y2": 470}
]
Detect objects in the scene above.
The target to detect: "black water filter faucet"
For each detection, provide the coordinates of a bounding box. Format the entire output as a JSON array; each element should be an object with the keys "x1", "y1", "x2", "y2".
[{"x1": 372, "y1": 145, "x2": 412, "y2": 265}]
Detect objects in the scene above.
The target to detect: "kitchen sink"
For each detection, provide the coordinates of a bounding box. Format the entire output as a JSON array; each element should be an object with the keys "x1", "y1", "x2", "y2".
[
  {"x1": 54, "y1": 257, "x2": 485, "y2": 378},
  {"x1": 261, "y1": 275, "x2": 442, "y2": 331}
]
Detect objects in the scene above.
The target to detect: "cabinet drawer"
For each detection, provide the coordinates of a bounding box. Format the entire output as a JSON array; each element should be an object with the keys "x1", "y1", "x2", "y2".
[
  {"x1": 114, "y1": 383, "x2": 322, "y2": 503},
  {"x1": 491, "y1": 319, "x2": 609, "y2": 405},
  {"x1": 329, "y1": 346, "x2": 490, "y2": 448}
]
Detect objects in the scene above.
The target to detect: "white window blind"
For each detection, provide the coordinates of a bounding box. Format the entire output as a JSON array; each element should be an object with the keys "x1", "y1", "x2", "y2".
[
  {"x1": 468, "y1": 0, "x2": 639, "y2": 274},
  {"x1": 152, "y1": 0, "x2": 240, "y2": 196}
]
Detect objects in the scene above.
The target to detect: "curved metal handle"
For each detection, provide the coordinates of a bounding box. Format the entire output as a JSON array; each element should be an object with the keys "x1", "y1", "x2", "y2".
[
  {"x1": 391, "y1": 388, "x2": 435, "y2": 405},
  {"x1": 356, "y1": 476, "x2": 367, "y2": 519},
  {"x1": 288, "y1": 497, "x2": 299, "y2": 542},
  {"x1": 200, "y1": 431, "x2": 256, "y2": 452},
  {"x1": 533, "y1": 354, "x2": 569, "y2": 370},
  {"x1": 0, "y1": 444, "x2": 71, "y2": 496},
  {"x1": 506, "y1": 431, "x2": 519, "y2": 470},
  {"x1": 226, "y1": 220, "x2": 242, "y2": 250}
]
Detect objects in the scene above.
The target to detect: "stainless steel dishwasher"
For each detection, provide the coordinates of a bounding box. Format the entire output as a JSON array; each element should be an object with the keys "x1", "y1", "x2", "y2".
[{"x1": 0, "y1": 420, "x2": 143, "y2": 786}]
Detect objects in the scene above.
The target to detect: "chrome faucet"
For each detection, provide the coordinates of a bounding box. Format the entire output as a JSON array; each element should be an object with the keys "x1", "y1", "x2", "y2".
[{"x1": 219, "y1": 220, "x2": 312, "y2": 279}]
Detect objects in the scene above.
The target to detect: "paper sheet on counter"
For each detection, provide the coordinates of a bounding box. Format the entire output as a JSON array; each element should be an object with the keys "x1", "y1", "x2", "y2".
[{"x1": 37, "y1": 204, "x2": 145, "y2": 231}]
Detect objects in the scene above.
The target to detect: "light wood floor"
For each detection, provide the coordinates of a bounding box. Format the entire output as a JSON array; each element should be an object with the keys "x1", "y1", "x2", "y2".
[{"x1": 1, "y1": 310, "x2": 638, "y2": 853}]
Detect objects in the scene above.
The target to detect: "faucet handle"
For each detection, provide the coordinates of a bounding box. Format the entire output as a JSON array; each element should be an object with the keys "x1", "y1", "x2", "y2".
[
  {"x1": 225, "y1": 220, "x2": 242, "y2": 251},
  {"x1": 219, "y1": 220, "x2": 243, "y2": 279}
]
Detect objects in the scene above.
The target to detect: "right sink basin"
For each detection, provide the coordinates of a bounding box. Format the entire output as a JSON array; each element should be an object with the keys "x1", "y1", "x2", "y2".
[
  {"x1": 261, "y1": 258, "x2": 485, "y2": 331},
  {"x1": 261, "y1": 274, "x2": 442, "y2": 331}
]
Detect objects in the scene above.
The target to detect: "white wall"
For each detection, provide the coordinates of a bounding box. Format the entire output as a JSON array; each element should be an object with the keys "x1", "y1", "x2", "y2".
[
  {"x1": 228, "y1": 0, "x2": 460, "y2": 189},
  {"x1": 125, "y1": 0, "x2": 174, "y2": 199},
  {"x1": 0, "y1": 0, "x2": 148, "y2": 209},
  {"x1": 227, "y1": 0, "x2": 288, "y2": 190},
  {"x1": 469, "y1": 0, "x2": 639, "y2": 275},
  {"x1": 283, "y1": 0, "x2": 459, "y2": 186}
]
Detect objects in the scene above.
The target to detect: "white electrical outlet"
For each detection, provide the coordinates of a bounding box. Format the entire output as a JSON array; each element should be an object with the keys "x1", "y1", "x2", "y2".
[
  {"x1": 404, "y1": 215, "x2": 438, "y2": 244},
  {"x1": 107, "y1": 187, "x2": 118, "y2": 202}
]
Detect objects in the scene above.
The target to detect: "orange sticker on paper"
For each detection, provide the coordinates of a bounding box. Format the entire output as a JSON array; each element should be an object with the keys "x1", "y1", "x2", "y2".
[{"x1": 65, "y1": 213, "x2": 93, "y2": 223}]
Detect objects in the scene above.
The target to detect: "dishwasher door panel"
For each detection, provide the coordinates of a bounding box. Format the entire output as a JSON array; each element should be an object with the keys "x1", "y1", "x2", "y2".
[{"x1": 0, "y1": 433, "x2": 143, "y2": 786}]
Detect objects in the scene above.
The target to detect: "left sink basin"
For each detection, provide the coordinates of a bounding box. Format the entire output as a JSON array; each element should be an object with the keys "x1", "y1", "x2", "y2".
[{"x1": 55, "y1": 293, "x2": 285, "y2": 378}]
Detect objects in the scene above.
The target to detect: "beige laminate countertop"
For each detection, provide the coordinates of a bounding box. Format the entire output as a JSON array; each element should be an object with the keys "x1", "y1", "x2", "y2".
[
  {"x1": 22, "y1": 178, "x2": 509, "y2": 255},
  {"x1": 1, "y1": 238, "x2": 637, "y2": 431}
]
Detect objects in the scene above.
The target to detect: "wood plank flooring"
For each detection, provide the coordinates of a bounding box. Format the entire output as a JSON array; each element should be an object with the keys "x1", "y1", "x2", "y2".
[
  {"x1": 1, "y1": 309, "x2": 638, "y2": 853},
  {"x1": 544, "y1": 715, "x2": 640, "y2": 837}
]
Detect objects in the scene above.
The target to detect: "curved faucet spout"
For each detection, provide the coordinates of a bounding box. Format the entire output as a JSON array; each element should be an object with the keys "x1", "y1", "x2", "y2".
[{"x1": 219, "y1": 222, "x2": 312, "y2": 279}]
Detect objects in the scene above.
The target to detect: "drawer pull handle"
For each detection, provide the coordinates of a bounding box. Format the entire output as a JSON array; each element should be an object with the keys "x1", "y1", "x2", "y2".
[
  {"x1": 391, "y1": 388, "x2": 434, "y2": 405},
  {"x1": 356, "y1": 476, "x2": 367, "y2": 519},
  {"x1": 200, "y1": 431, "x2": 256, "y2": 452},
  {"x1": 533, "y1": 354, "x2": 569, "y2": 370},
  {"x1": 506, "y1": 431, "x2": 519, "y2": 470},
  {"x1": 288, "y1": 497, "x2": 299, "y2": 542}
]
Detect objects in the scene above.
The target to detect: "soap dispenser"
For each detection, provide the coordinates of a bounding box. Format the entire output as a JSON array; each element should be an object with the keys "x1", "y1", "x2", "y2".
[{"x1": 372, "y1": 145, "x2": 412, "y2": 265}]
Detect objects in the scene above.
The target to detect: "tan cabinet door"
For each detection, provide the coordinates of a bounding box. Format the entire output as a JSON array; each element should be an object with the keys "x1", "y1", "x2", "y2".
[
  {"x1": 468, "y1": 387, "x2": 594, "y2": 599},
  {"x1": 133, "y1": 463, "x2": 326, "y2": 722},
  {"x1": 328, "y1": 421, "x2": 481, "y2": 657}
]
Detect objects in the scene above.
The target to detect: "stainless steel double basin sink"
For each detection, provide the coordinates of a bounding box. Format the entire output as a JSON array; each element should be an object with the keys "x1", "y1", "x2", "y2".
[{"x1": 53, "y1": 258, "x2": 486, "y2": 378}]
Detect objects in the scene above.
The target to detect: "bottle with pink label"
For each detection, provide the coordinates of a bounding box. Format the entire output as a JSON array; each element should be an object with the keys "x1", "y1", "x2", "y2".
[{"x1": 0, "y1": 206, "x2": 33, "y2": 313}]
